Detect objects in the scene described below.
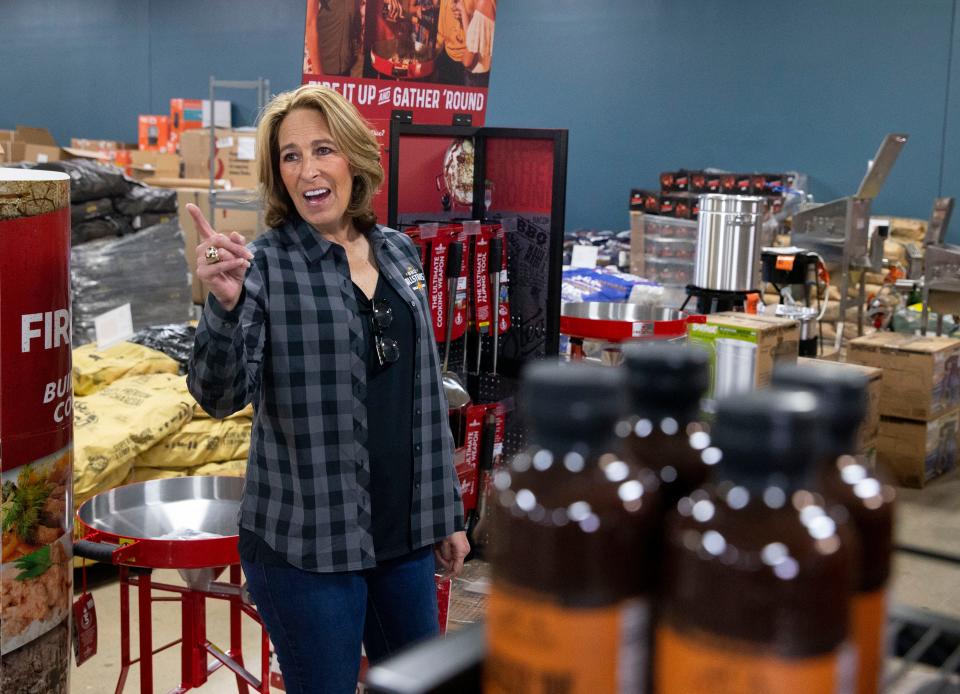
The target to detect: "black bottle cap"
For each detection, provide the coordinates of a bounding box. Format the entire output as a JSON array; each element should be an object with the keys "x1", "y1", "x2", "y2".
[
  {"x1": 713, "y1": 389, "x2": 822, "y2": 484},
  {"x1": 771, "y1": 363, "x2": 867, "y2": 454},
  {"x1": 520, "y1": 360, "x2": 627, "y2": 444},
  {"x1": 622, "y1": 343, "x2": 709, "y2": 417}
]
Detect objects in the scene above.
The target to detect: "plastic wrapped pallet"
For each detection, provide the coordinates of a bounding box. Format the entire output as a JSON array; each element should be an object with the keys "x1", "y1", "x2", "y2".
[
  {"x1": 72, "y1": 341, "x2": 180, "y2": 396},
  {"x1": 71, "y1": 220, "x2": 192, "y2": 345},
  {"x1": 73, "y1": 373, "x2": 194, "y2": 506}
]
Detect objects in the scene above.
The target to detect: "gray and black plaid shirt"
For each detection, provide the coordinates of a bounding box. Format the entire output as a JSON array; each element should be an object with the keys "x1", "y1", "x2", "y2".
[{"x1": 188, "y1": 218, "x2": 463, "y2": 573}]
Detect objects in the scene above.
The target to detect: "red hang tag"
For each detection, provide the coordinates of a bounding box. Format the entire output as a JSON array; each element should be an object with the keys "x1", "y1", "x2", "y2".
[
  {"x1": 473, "y1": 234, "x2": 492, "y2": 329},
  {"x1": 457, "y1": 405, "x2": 487, "y2": 513},
  {"x1": 429, "y1": 237, "x2": 448, "y2": 344},
  {"x1": 72, "y1": 591, "x2": 98, "y2": 666}
]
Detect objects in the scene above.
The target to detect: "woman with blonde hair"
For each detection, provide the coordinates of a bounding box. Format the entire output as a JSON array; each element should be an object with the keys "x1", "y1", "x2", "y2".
[{"x1": 187, "y1": 84, "x2": 468, "y2": 693}]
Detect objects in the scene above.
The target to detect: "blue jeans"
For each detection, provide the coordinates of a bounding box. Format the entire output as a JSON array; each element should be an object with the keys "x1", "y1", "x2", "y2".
[{"x1": 241, "y1": 547, "x2": 440, "y2": 694}]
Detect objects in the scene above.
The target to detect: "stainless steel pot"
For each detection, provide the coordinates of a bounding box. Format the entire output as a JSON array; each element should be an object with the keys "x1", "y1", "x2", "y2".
[{"x1": 694, "y1": 194, "x2": 765, "y2": 292}]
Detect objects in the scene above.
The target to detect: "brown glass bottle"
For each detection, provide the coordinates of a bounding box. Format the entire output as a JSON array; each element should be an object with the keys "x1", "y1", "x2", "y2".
[
  {"x1": 621, "y1": 343, "x2": 711, "y2": 506},
  {"x1": 656, "y1": 390, "x2": 854, "y2": 694},
  {"x1": 485, "y1": 361, "x2": 661, "y2": 694},
  {"x1": 773, "y1": 364, "x2": 896, "y2": 694}
]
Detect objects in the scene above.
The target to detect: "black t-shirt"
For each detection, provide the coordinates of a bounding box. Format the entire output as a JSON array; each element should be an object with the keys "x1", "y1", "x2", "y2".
[{"x1": 239, "y1": 273, "x2": 416, "y2": 566}]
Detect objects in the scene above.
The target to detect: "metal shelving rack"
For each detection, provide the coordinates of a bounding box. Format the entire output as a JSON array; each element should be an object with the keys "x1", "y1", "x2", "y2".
[{"x1": 207, "y1": 76, "x2": 270, "y2": 231}]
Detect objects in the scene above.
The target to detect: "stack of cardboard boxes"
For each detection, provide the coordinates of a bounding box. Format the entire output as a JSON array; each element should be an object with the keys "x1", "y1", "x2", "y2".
[{"x1": 847, "y1": 333, "x2": 960, "y2": 487}]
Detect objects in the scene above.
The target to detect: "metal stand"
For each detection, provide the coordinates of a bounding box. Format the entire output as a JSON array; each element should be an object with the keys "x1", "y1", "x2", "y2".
[
  {"x1": 791, "y1": 134, "x2": 908, "y2": 351},
  {"x1": 207, "y1": 77, "x2": 270, "y2": 233},
  {"x1": 115, "y1": 564, "x2": 270, "y2": 694}
]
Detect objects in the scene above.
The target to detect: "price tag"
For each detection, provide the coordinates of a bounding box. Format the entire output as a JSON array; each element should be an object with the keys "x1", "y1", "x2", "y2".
[
  {"x1": 236, "y1": 137, "x2": 256, "y2": 161},
  {"x1": 94, "y1": 303, "x2": 134, "y2": 349}
]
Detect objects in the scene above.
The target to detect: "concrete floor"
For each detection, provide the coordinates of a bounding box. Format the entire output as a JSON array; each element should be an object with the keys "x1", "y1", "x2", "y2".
[{"x1": 69, "y1": 470, "x2": 960, "y2": 693}]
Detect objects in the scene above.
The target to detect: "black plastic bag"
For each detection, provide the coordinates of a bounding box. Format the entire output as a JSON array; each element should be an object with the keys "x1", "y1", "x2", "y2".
[
  {"x1": 70, "y1": 197, "x2": 114, "y2": 226},
  {"x1": 114, "y1": 184, "x2": 177, "y2": 216},
  {"x1": 128, "y1": 323, "x2": 197, "y2": 373},
  {"x1": 72, "y1": 214, "x2": 134, "y2": 245},
  {"x1": 34, "y1": 159, "x2": 131, "y2": 202},
  {"x1": 132, "y1": 211, "x2": 177, "y2": 230}
]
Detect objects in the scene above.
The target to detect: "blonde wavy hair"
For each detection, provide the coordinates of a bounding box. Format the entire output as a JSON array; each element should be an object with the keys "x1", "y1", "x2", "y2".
[{"x1": 256, "y1": 85, "x2": 383, "y2": 232}]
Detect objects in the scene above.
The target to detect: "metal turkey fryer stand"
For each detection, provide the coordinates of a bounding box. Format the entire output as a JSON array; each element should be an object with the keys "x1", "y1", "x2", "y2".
[
  {"x1": 75, "y1": 476, "x2": 272, "y2": 693},
  {"x1": 560, "y1": 301, "x2": 704, "y2": 363}
]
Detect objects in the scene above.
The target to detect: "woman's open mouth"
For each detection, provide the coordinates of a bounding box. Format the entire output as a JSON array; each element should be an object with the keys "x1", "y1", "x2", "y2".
[{"x1": 303, "y1": 188, "x2": 331, "y2": 206}]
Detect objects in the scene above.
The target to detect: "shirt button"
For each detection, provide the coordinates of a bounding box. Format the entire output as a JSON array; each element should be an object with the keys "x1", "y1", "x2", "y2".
[
  {"x1": 415, "y1": 443, "x2": 422, "y2": 452},
  {"x1": 410, "y1": 300, "x2": 416, "y2": 307},
  {"x1": 415, "y1": 373, "x2": 421, "y2": 380}
]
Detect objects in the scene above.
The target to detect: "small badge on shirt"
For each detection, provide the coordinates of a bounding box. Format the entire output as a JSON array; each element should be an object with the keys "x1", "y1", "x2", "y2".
[{"x1": 403, "y1": 264, "x2": 426, "y2": 293}]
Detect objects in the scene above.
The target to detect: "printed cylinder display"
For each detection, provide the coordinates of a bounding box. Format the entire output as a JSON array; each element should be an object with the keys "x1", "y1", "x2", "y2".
[{"x1": 0, "y1": 169, "x2": 74, "y2": 694}]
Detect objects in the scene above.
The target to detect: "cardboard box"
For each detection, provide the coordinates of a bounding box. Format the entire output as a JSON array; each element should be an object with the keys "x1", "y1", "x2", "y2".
[
  {"x1": 128, "y1": 150, "x2": 181, "y2": 180},
  {"x1": 688, "y1": 312, "x2": 800, "y2": 401},
  {"x1": 70, "y1": 138, "x2": 136, "y2": 152},
  {"x1": 177, "y1": 188, "x2": 263, "y2": 304},
  {"x1": 7, "y1": 126, "x2": 109, "y2": 163},
  {"x1": 180, "y1": 128, "x2": 258, "y2": 189},
  {"x1": 847, "y1": 332, "x2": 960, "y2": 421},
  {"x1": 0, "y1": 129, "x2": 13, "y2": 163},
  {"x1": 138, "y1": 115, "x2": 172, "y2": 152},
  {"x1": 877, "y1": 408, "x2": 959, "y2": 488},
  {"x1": 797, "y1": 356, "x2": 883, "y2": 450}
]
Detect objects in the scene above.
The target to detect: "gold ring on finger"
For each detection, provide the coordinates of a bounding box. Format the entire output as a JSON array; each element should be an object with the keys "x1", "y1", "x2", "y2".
[{"x1": 205, "y1": 246, "x2": 221, "y2": 264}]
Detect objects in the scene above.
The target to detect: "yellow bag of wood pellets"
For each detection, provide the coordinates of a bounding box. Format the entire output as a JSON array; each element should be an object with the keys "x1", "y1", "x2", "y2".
[
  {"x1": 73, "y1": 373, "x2": 194, "y2": 505},
  {"x1": 134, "y1": 417, "x2": 252, "y2": 470},
  {"x1": 193, "y1": 402, "x2": 254, "y2": 420},
  {"x1": 192, "y1": 459, "x2": 247, "y2": 477},
  {"x1": 73, "y1": 341, "x2": 180, "y2": 396},
  {"x1": 127, "y1": 467, "x2": 186, "y2": 483}
]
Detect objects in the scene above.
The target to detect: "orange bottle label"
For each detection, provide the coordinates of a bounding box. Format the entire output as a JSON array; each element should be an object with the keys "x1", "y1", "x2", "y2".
[
  {"x1": 776, "y1": 254, "x2": 797, "y2": 271},
  {"x1": 485, "y1": 586, "x2": 648, "y2": 694},
  {"x1": 852, "y1": 589, "x2": 886, "y2": 694},
  {"x1": 656, "y1": 624, "x2": 844, "y2": 694}
]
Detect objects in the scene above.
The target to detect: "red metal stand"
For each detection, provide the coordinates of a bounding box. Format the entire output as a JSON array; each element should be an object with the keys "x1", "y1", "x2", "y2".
[{"x1": 115, "y1": 564, "x2": 270, "y2": 694}]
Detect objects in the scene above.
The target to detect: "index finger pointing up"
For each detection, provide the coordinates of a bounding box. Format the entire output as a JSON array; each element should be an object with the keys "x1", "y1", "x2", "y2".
[{"x1": 186, "y1": 203, "x2": 216, "y2": 241}]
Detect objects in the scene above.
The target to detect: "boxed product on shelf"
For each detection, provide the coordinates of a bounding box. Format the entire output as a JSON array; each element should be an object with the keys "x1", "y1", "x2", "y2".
[
  {"x1": 877, "y1": 408, "x2": 959, "y2": 488},
  {"x1": 628, "y1": 211, "x2": 699, "y2": 280},
  {"x1": 138, "y1": 115, "x2": 172, "y2": 152},
  {"x1": 847, "y1": 333, "x2": 960, "y2": 421},
  {"x1": 179, "y1": 127, "x2": 258, "y2": 188},
  {"x1": 169, "y1": 98, "x2": 231, "y2": 149},
  {"x1": 643, "y1": 257, "x2": 695, "y2": 286},
  {"x1": 687, "y1": 312, "x2": 800, "y2": 400},
  {"x1": 796, "y1": 356, "x2": 882, "y2": 450},
  {"x1": 128, "y1": 150, "x2": 181, "y2": 181},
  {"x1": 644, "y1": 236, "x2": 696, "y2": 260}
]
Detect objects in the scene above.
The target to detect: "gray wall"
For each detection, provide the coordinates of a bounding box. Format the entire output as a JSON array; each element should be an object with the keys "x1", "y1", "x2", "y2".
[{"x1": 3, "y1": 1, "x2": 959, "y2": 236}]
